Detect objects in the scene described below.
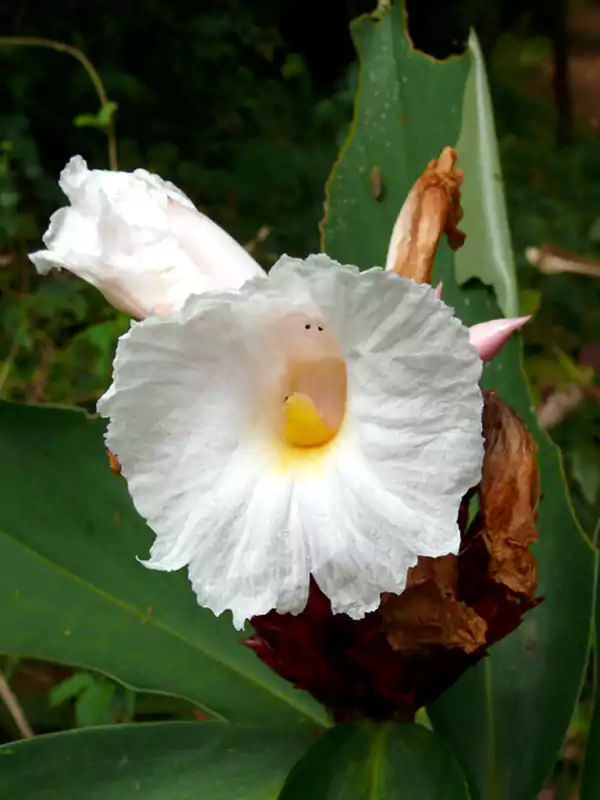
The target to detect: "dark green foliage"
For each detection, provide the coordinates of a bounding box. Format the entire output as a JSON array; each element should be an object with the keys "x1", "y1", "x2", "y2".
[{"x1": 0, "y1": 0, "x2": 355, "y2": 407}]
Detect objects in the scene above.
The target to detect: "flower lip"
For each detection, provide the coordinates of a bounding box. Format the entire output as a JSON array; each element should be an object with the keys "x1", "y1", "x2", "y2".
[
  {"x1": 281, "y1": 357, "x2": 348, "y2": 449},
  {"x1": 270, "y1": 312, "x2": 348, "y2": 451},
  {"x1": 283, "y1": 393, "x2": 336, "y2": 448}
]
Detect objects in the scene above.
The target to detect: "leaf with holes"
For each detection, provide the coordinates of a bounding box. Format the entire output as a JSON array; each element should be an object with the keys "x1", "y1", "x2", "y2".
[{"x1": 322, "y1": 5, "x2": 594, "y2": 798}]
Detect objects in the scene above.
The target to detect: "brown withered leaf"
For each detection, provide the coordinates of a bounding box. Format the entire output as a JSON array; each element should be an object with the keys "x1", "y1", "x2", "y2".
[
  {"x1": 381, "y1": 555, "x2": 487, "y2": 655},
  {"x1": 380, "y1": 393, "x2": 540, "y2": 659},
  {"x1": 480, "y1": 392, "x2": 540, "y2": 597},
  {"x1": 388, "y1": 146, "x2": 466, "y2": 284},
  {"x1": 107, "y1": 449, "x2": 122, "y2": 476}
]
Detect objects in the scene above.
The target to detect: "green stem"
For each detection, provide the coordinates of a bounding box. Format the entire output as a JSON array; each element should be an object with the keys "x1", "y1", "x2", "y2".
[
  {"x1": 0, "y1": 335, "x2": 20, "y2": 400},
  {"x1": 0, "y1": 36, "x2": 118, "y2": 170}
]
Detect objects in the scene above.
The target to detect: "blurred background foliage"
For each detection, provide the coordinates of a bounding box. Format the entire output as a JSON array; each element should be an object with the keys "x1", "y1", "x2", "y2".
[{"x1": 1, "y1": 0, "x2": 600, "y2": 796}]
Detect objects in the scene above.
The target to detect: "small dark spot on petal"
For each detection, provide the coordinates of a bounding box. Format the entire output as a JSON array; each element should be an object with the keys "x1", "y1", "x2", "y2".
[
  {"x1": 317, "y1": 325, "x2": 324, "y2": 331},
  {"x1": 305, "y1": 323, "x2": 311, "y2": 330}
]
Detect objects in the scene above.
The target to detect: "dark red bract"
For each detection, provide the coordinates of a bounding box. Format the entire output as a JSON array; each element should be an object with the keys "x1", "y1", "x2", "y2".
[{"x1": 244, "y1": 393, "x2": 541, "y2": 723}]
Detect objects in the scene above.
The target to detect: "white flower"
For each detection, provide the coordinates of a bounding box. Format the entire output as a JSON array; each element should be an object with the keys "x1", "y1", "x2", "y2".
[
  {"x1": 99, "y1": 254, "x2": 483, "y2": 629},
  {"x1": 29, "y1": 156, "x2": 263, "y2": 318}
]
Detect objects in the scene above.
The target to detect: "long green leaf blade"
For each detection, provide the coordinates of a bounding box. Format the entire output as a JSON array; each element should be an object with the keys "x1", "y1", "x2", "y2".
[
  {"x1": 455, "y1": 34, "x2": 519, "y2": 316},
  {"x1": 0, "y1": 722, "x2": 311, "y2": 799},
  {"x1": 0, "y1": 401, "x2": 326, "y2": 728}
]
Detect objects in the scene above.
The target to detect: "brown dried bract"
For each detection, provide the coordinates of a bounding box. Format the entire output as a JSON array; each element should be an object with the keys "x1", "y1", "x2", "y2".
[
  {"x1": 107, "y1": 450, "x2": 122, "y2": 476},
  {"x1": 388, "y1": 146, "x2": 466, "y2": 285},
  {"x1": 381, "y1": 555, "x2": 487, "y2": 655},
  {"x1": 380, "y1": 392, "x2": 539, "y2": 661},
  {"x1": 481, "y1": 392, "x2": 540, "y2": 597}
]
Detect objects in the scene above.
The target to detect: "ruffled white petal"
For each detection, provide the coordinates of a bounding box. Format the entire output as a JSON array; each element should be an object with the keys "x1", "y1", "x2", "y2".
[
  {"x1": 99, "y1": 254, "x2": 483, "y2": 627},
  {"x1": 29, "y1": 155, "x2": 263, "y2": 318}
]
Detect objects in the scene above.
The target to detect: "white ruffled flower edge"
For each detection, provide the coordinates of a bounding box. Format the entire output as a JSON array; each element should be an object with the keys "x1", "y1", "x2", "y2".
[{"x1": 100, "y1": 254, "x2": 483, "y2": 628}]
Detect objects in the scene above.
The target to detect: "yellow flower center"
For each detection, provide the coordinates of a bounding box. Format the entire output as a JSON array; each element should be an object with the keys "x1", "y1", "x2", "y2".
[
  {"x1": 283, "y1": 393, "x2": 336, "y2": 448},
  {"x1": 280, "y1": 356, "x2": 347, "y2": 455},
  {"x1": 267, "y1": 313, "x2": 347, "y2": 460}
]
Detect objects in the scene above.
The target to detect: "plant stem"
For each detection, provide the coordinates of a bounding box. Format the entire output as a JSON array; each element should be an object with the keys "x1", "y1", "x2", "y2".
[
  {"x1": 0, "y1": 36, "x2": 118, "y2": 170},
  {"x1": 0, "y1": 671, "x2": 34, "y2": 739}
]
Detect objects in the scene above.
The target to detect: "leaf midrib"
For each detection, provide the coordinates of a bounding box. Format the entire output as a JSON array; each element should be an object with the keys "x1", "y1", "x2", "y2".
[
  {"x1": 367, "y1": 724, "x2": 387, "y2": 800},
  {"x1": 0, "y1": 528, "x2": 327, "y2": 726}
]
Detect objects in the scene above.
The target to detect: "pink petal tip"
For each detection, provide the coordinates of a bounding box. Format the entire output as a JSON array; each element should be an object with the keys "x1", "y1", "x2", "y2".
[{"x1": 469, "y1": 316, "x2": 531, "y2": 363}]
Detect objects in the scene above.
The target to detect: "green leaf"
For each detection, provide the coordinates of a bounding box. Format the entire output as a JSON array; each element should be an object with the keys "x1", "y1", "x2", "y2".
[
  {"x1": 97, "y1": 101, "x2": 118, "y2": 126},
  {"x1": 278, "y1": 722, "x2": 471, "y2": 799},
  {"x1": 73, "y1": 101, "x2": 118, "y2": 130},
  {"x1": 50, "y1": 672, "x2": 118, "y2": 727},
  {"x1": 0, "y1": 401, "x2": 326, "y2": 729},
  {"x1": 518, "y1": 288, "x2": 541, "y2": 318},
  {"x1": 579, "y1": 540, "x2": 600, "y2": 800},
  {"x1": 322, "y1": 14, "x2": 517, "y2": 318},
  {"x1": 0, "y1": 722, "x2": 311, "y2": 799},
  {"x1": 571, "y1": 444, "x2": 600, "y2": 506},
  {"x1": 454, "y1": 35, "x2": 518, "y2": 317},
  {"x1": 322, "y1": 5, "x2": 594, "y2": 798},
  {"x1": 322, "y1": 6, "x2": 469, "y2": 271},
  {"x1": 49, "y1": 672, "x2": 96, "y2": 707},
  {"x1": 74, "y1": 680, "x2": 117, "y2": 727},
  {"x1": 427, "y1": 283, "x2": 594, "y2": 800}
]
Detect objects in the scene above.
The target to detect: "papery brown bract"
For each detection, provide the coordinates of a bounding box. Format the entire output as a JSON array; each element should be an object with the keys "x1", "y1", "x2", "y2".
[
  {"x1": 456, "y1": 392, "x2": 541, "y2": 647},
  {"x1": 380, "y1": 555, "x2": 487, "y2": 655},
  {"x1": 245, "y1": 392, "x2": 541, "y2": 723},
  {"x1": 386, "y1": 146, "x2": 465, "y2": 284},
  {"x1": 480, "y1": 391, "x2": 540, "y2": 596}
]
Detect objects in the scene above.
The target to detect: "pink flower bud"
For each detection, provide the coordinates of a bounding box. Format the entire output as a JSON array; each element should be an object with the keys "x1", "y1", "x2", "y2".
[{"x1": 469, "y1": 317, "x2": 530, "y2": 362}]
